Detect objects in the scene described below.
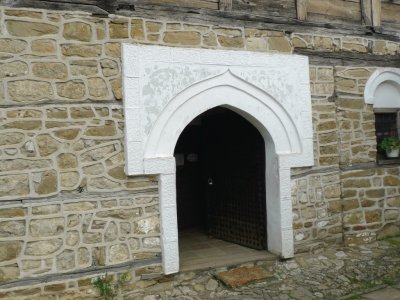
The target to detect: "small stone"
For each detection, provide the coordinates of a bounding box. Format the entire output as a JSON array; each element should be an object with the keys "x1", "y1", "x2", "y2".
[
  {"x1": 80, "y1": 144, "x2": 117, "y2": 162},
  {"x1": 213, "y1": 27, "x2": 242, "y2": 36},
  {"x1": 56, "y1": 249, "x2": 75, "y2": 271},
  {"x1": 0, "y1": 264, "x2": 19, "y2": 281},
  {"x1": 134, "y1": 216, "x2": 159, "y2": 234},
  {"x1": 67, "y1": 214, "x2": 80, "y2": 227},
  {"x1": 23, "y1": 140, "x2": 36, "y2": 155},
  {"x1": 61, "y1": 171, "x2": 80, "y2": 188},
  {"x1": 268, "y1": 37, "x2": 291, "y2": 52},
  {"x1": 46, "y1": 108, "x2": 67, "y2": 119},
  {"x1": 25, "y1": 239, "x2": 63, "y2": 255},
  {"x1": 109, "y1": 244, "x2": 129, "y2": 263},
  {"x1": 63, "y1": 22, "x2": 92, "y2": 42},
  {"x1": 78, "y1": 247, "x2": 90, "y2": 266},
  {"x1": 246, "y1": 37, "x2": 267, "y2": 50},
  {"x1": 109, "y1": 20, "x2": 129, "y2": 39},
  {"x1": 0, "y1": 39, "x2": 27, "y2": 53},
  {"x1": 89, "y1": 177, "x2": 121, "y2": 190},
  {"x1": 92, "y1": 247, "x2": 106, "y2": 266},
  {"x1": 6, "y1": 21, "x2": 58, "y2": 37},
  {"x1": 105, "y1": 43, "x2": 120, "y2": 58},
  {"x1": 95, "y1": 20, "x2": 106, "y2": 40},
  {"x1": 100, "y1": 59, "x2": 119, "y2": 77},
  {"x1": 57, "y1": 153, "x2": 78, "y2": 169},
  {"x1": 111, "y1": 78, "x2": 122, "y2": 100},
  {"x1": 35, "y1": 170, "x2": 58, "y2": 195},
  {"x1": 32, "y1": 62, "x2": 67, "y2": 79},
  {"x1": 143, "y1": 237, "x2": 160, "y2": 249},
  {"x1": 32, "y1": 205, "x2": 60, "y2": 215},
  {"x1": 83, "y1": 163, "x2": 104, "y2": 175},
  {"x1": 131, "y1": 19, "x2": 145, "y2": 40},
  {"x1": 384, "y1": 176, "x2": 400, "y2": 186},
  {"x1": 36, "y1": 134, "x2": 60, "y2": 156},
  {"x1": 0, "y1": 220, "x2": 25, "y2": 237},
  {"x1": 203, "y1": 32, "x2": 218, "y2": 47},
  {"x1": 54, "y1": 129, "x2": 80, "y2": 140},
  {"x1": 96, "y1": 208, "x2": 141, "y2": 220},
  {"x1": 66, "y1": 231, "x2": 79, "y2": 246},
  {"x1": 216, "y1": 266, "x2": 273, "y2": 288},
  {"x1": 163, "y1": 31, "x2": 201, "y2": 46},
  {"x1": 8, "y1": 80, "x2": 53, "y2": 102},
  {"x1": 365, "y1": 210, "x2": 382, "y2": 223},
  {"x1": 335, "y1": 251, "x2": 347, "y2": 258},
  {"x1": 31, "y1": 39, "x2": 56, "y2": 55},
  {"x1": 61, "y1": 44, "x2": 102, "y2": 57},
  {"x1": 64, "y1": 201, "x2": 97, "y2": 211},
  {"x1": 0, "y1": 132, "x2": 24, "y2": 146},
  {"x1": 217, "y1": 35, "x2": 244, "y2": 48},
  {"x1": 4, "y1": 148, "x2": 17, "y2": 156},
  {"x1": 108, "y1": 165, "x2": 126, "y2": 180},
  {"x1": 83, "y1": 232, "x2": 102, "y2": 244},
  {"x1": 4, "y1": 120, "x2": 41, "y2": 130},
  {"x1": 0, "y1": 174, "x2": 29, "y2": 197},
  {"x1": 5, "y1": 9, "x2": 42, "y2": 18},
  {"x1": 85, "y1": 121, "x2": 116, "y2": 136},
  {"x1": 88, "y1": 77, "x2": 108, "y2": 98},
  {"x1": 314, "y1": 36, "x2": 335, "y2": 50},
  {"x1": 56, "y1": 80, "x2": 85, "y2": 99},
  {"x1": 70, "y1": 60, "x2": 98, "y2": 76},
  {"x1": 105, "y1": 222, "x2": 118, "y2": 242},
  {"x1": 206, "y1": 279, "x2": 218, "y2": 291},
  {"x1": 0, "y1": 208, "x2": 26, "y2": 218},
  {"x1": 0, "y1": 61, "x2": 28, "y2": 79},
  {"x1": 29, "y1": 218, "x2": 64, "y2": 237}
]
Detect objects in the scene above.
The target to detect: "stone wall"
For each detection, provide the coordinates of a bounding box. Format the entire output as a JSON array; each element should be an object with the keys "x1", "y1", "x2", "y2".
[{"x1": 0, "y1": 4, "x2": 399, "y2": 297}]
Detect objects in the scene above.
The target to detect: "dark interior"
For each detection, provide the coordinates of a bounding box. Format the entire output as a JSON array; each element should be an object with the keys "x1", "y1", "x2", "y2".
[{"x1": 174, "y1": 107, "x2": 267, "y2": 250}]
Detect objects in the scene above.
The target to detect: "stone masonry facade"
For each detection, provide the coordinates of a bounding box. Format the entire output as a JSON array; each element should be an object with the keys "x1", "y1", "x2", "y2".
[{"x1": 0, "y1": 5, "x2": 399, "y2": 298}]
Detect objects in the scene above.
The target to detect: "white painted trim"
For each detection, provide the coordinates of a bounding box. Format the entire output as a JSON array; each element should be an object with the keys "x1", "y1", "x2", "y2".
[
  {"x1": 122, "y1": 44, "x2": 314, "y2": 274},
  {"x1": 364, "y1": 68, "x2": 400, "y2": 108}
]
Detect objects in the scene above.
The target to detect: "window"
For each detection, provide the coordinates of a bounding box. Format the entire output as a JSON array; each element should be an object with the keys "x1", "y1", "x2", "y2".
[
  {"x1": 364, "y1": 68, "x2": 400, "y2": 162},
  {"x1": 375, "y1": 111, "x2": 400, "y2": 160}
]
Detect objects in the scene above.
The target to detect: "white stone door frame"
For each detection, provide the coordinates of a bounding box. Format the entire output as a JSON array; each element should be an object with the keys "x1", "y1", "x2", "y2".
[{"x1": 122, "y1": 44, "x2": 314, "y2": 274}]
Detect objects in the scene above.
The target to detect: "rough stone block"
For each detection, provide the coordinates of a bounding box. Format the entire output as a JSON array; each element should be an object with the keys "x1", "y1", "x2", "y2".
[
  {"x1": 109, "y1": 20, "x2": 129, "y2": 39},
  {"x1": 63, "y1": 22, "x2": 92, "y2": 42},
  {"x1": 8, "y1": 80, "x2": 53, "y2": 102},
  {"x1": 6, "y1": 21, "x2": 58, "y2": 37},
  {"x1": 163, "y1": 31, "x2": 201, "y2": 46},
  {"x1": 32, "y1": 62, "x2": 68, "y2": 79}
]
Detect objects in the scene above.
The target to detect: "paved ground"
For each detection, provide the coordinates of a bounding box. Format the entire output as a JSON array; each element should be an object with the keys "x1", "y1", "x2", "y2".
[
  {"x1": 122, "y1": 237, "x2": 400, "y2": 299},
  {"x1": 360, "y1": 285, "x2": 400, "y2": 300}
]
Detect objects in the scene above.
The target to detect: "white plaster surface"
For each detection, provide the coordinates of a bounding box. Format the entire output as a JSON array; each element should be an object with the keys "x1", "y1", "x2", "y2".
[
  {"x1": 364, "y1": 68, "x2": 400, "y2": 109},
  {"x1": 122, "y1": 44, "x2": 313, "y2": 274}
]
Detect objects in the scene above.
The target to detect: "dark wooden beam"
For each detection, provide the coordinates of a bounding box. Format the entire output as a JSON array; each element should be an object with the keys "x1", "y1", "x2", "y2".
[
  {"x1": 361, "y1": 0, "x2": 373, "y2": 26},
  {"x1": 296, "y1": 0, "x2": 307, "y2": 21},
  {"x1": 295, "y1": 49, "x2": 400, "y2": 67},
  {"x1": 219, "y1": 0, "x2": 232, "y2": 11},
  {"x1": 372, "y1": 0, "x2": 382, "y2": 29}
]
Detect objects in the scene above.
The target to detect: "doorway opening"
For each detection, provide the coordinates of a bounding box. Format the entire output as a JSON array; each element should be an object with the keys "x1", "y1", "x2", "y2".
[{"x1": 174, "y1": 107, "x2": 272, "y2": 270}]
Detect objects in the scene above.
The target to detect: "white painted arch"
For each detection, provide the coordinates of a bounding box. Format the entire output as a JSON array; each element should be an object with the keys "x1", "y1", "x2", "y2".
[
  {"x1": 145, "y1": 70, "x2": 301, "y2": 159},
  {"x1": 364, "y1": 68, "x2": 400, "y2": 109},
  {"x1": 122, "y1": 44, "x2": 314, "y2": 274}
]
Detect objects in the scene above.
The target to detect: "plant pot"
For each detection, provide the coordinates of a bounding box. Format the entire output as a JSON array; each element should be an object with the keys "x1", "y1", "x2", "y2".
[{"x1": 386, "y1": 149, "x2": 400, "y2": 158}]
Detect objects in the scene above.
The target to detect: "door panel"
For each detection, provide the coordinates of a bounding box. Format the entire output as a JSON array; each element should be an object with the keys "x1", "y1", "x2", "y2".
[{"x1": 203, "y1": 110, "x2": 266, "y2": 249}]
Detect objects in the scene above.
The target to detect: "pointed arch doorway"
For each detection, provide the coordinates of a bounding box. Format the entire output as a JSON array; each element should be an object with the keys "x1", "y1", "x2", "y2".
[
  {"x1": 175, "y1": 107, "x2": 268, "y2": 268},
  {"x1": 122, "y1": 44, "x2": 314, "y2": 274}
]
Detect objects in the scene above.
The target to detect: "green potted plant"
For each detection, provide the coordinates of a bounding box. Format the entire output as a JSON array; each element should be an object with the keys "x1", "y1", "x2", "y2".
[{"x1": 379, "y1": 137, "x2": 400, "y2": 158}]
